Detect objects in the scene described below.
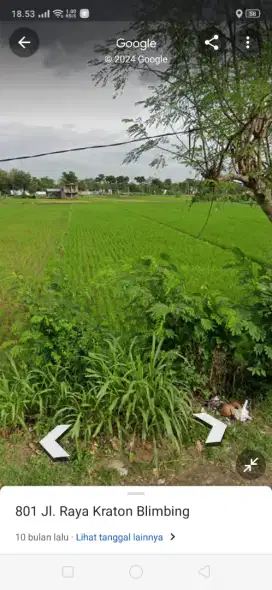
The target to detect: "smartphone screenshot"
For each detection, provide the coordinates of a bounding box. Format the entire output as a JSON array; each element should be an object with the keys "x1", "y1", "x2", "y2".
[{"x1": 0, "y1": 1, "x2": 271, "y2": 587}]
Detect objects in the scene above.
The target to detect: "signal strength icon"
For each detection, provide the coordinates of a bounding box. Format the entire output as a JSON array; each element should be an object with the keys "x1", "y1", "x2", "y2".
[
  {"x1": 38, "y1": 9, "x2": 50, "y2": 18},
  {"x1": 53, "y1": 9, "x2": 64, "y2": 17}
]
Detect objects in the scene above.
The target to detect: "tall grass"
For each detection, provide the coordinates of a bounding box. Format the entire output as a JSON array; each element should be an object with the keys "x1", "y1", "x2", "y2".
[{"x1": 0, "y1": 336, "x2": 193, "y2": 458}]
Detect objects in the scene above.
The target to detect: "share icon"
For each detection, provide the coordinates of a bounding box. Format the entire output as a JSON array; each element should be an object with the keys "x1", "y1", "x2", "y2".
[{"x1": 204, "y1": 34, "x2": 219, "y2": 50}]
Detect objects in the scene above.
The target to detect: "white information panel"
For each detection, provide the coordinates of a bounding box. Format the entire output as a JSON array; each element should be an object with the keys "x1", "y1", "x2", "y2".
[{"x1": 0, "y1": 486, "x2": 271, "y2": 589}]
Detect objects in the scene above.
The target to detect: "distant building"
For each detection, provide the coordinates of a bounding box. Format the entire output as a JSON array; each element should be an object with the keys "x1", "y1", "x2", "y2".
[
  {"x1": 46, "y1": 188, "x2": 61, "y2": 198},
  {"x1": 62, "y1": 183, "x2": 78, "y2": 198},
  {"x1": 10, "y1": 189, "x2": 30, "y2": 196},
  {"x1": 45, "y1": 184, "x2": 78, "y2": 199}
]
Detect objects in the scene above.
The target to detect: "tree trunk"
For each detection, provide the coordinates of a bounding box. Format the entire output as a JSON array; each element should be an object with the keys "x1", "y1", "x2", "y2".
[{"x1": 248, "y1": 178, "x2": 272, "y2": 222}]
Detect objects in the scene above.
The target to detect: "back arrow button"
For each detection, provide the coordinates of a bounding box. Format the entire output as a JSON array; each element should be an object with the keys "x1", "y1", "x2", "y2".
[
  {"x1": 19, "y1": 36, "x2": 31, "y2": 49},
  {"x1": 9, "y1": 28, "x2": 39, "y2": 58}
]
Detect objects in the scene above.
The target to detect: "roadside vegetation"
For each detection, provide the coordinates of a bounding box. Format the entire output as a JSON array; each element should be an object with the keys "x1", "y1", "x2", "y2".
[{"x1": 0, "y1": 199, "x2": 271, "y2": 484}]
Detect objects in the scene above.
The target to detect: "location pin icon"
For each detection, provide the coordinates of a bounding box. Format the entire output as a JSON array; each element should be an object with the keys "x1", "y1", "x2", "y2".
[{"x1": 236, "y1": 9, "x2": 243, "y2": 18}]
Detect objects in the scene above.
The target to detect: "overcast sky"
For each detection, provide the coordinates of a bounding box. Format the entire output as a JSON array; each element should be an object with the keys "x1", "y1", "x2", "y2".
[{"x1": 0, "y1": 21, "x2": 190, "y2": 181}]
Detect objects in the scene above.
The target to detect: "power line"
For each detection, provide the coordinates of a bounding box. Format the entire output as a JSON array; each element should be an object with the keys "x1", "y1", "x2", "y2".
[{"x1": 0, "y1": 131, "x2": 187, "y2": 163}]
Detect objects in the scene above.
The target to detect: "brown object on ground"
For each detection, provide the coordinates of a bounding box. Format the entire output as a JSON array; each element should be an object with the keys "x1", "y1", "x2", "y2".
[
  {"x1": 220, "y1": 403, "x2": 236, "y2": 417},
  {"x1": 195, "y1": 440, "x2": 204, "y2": 453}
]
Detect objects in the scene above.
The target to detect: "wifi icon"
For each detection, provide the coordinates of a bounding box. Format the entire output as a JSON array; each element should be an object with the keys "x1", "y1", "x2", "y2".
[{"x1": 53, "y1": 9, "x2": 64, "y2": 17}]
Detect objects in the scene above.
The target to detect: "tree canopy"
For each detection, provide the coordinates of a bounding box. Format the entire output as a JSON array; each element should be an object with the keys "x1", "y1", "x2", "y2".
[
  {"x1": 90, "y1": 12, "x2": 272, "y2": 221},
  {"x1": 60, "y1": 171, "x2": 79, "y2": 185}
]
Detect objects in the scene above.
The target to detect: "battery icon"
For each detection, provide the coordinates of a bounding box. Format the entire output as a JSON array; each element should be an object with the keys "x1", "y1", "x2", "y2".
[
  {"x1": 79, "y1": 8, "x2": 90, "y2": 18},
  {"x1": 245, "y1": 9, "x2": 261, "y2": 18}
]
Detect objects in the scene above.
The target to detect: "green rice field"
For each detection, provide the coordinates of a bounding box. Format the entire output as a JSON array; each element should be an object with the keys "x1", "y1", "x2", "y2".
[{"x1": 0, "y1": 197, "x2": 271, "y2": 340}]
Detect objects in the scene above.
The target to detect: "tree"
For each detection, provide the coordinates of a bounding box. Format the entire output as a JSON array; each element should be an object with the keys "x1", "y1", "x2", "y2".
[
  {"x1": 150, "y1": 178, "x2": 163, "y2": 193},
  {"x1": 105, "y1": 175, "x2": 116, "y2": 184},
  {"x1": 60, "y1": 171, "x2": 78, "y2": 184},
  {"x1": 28, "y1": 177, "x2": 42, "y2": 194},
  {"x1": 90, "y1": 14, "x2": 272, "y2": 222},
  {"x1": 115, "y1": 175, "x2": 130, "y2": 192},
  {"x1": 128, "y1": 182, "x2": 141, "y2": 193},
  {"x1": 116, "y1": 175, "x2": 126, "y2": 184},
  {"x1": 0, "y1": 170, "x2": 10, "y2": 194},
  {"x1": 40, "y1": 177, "x2": 56, "y2": 189},
  {"x1": 95, "y1": 174, "x2": 105, "y2": 183},
  {"x1": 9, "y1": 169, "x2": 32, "y2": 191},
  {"x1": 134, "y1": 176, "x2": 146, "y2": 185},
  {"x1": 183, "y1": 178, "x2": 199, "y2": 195},
  {"x1": 78, "y1": 180, "x2": 87, "y2": 191}
]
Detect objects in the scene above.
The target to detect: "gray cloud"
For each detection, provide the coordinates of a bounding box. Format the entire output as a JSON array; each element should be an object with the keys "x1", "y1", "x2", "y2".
[{"x1": 0, "y1": 21, "x2": 190, "y2": 180}]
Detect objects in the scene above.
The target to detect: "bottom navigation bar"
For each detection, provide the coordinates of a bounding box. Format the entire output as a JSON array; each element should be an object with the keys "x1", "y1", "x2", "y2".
[{"x1": 0, "y1": 554, "x2": 270, "y2": 589}]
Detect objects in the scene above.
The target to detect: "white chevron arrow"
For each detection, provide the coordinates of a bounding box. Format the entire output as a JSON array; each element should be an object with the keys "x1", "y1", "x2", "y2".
[
  {"x1": 39, "y1": 425, "x2": 71, "y2": 459},
  {"x1": 193, "y1": 412, "x2": 227, "y2": 444}
]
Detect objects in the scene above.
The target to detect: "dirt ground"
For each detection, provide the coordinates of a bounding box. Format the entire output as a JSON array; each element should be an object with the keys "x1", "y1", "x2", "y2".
[{"x1": 1, "y1": 430, "x2": 270, "y2": 488}]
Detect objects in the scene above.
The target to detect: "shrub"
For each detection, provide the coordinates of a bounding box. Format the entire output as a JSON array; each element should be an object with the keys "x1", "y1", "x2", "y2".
[
  {"x1": 110, "y1": 253, "x2": 272, "y2": 397},
  {"x1": 192, "y1": 180, "x2": 254, "y2": 204},
  {"x1": 5, "y1": 274, "x2": 103, "y2": 384}
]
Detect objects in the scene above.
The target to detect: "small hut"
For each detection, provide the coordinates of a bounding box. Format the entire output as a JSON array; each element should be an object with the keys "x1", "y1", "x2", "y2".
[
  {"x1": 61, "y1": 183, "x2": 78, "y2": 199},
  {"x1": 45, "y1": 184, "x2": 78, "y2": 199}
]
